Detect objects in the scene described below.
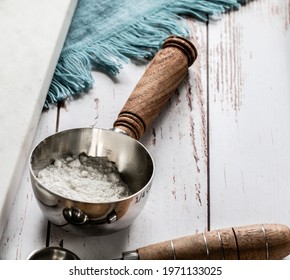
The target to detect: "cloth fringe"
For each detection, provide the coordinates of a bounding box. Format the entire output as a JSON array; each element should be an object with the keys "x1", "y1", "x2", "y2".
[{"x1": 45, "y1": 0, "x2": 253, "y2": 108}]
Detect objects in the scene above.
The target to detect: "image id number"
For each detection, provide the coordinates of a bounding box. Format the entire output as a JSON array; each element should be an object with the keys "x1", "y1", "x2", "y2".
[{"x1": 162, "y1": 266, "x2": 223, "y2": 276}]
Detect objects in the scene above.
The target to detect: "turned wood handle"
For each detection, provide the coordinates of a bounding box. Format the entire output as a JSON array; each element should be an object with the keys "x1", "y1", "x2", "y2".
[
  {"x1": 137, "y1": 224, "x2": 290, "y2": 260},
  {"x1": 113, "y1": 35, "x2": 197, "y2": 140}
]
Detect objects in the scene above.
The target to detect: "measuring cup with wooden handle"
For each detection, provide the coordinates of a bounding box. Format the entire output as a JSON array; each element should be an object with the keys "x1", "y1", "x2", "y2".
[
  {"x1": 120, "y1": 224, "x2": 290, "y2": 260},
  {"x1": 30, "y1": 35, "x2": 198, "y2": 236}
]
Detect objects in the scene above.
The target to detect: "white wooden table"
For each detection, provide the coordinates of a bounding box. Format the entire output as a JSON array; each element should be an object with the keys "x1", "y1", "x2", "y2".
[{"x1": 1, "y1": 0, "x2": 290, "y2": 260}]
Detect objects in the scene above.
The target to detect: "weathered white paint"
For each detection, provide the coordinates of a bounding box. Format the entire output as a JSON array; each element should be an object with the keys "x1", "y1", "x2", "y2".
[
  {"x1": 209, "y1": 0, "x2": 290, "y2": 229},
  {"x1": 1, "y1": 0, "x2": 290, "y2": 260}
]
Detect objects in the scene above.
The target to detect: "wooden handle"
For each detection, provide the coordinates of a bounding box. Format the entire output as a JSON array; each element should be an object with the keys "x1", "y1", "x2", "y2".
[
  {"x1": 113, "y1": 35, "x2": 197, "y2": 140},
  {"x1": 137, "y1": 224, "x2": 290, "y2": 260}
]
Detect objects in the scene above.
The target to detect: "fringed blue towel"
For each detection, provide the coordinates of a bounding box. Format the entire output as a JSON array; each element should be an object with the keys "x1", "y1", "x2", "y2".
[{"x1": 46, "y1": 0, "x2": 254, "y2": 108}]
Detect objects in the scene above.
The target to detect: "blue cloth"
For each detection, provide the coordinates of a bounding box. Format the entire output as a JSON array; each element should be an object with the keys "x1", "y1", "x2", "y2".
[{"x1": 46, "y1": 0, "x2": 253, "y2": 107}]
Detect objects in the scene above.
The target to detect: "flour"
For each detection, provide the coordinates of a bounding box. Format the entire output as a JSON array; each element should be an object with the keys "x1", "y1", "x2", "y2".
[{"x1": 36, "y1": 153, "x2": 131, "y2": 202}]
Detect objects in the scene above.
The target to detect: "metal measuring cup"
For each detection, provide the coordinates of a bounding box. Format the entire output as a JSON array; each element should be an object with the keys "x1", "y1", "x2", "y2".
[{"x1": 29, "y1": 36, "x2": 197, "y2": 235}]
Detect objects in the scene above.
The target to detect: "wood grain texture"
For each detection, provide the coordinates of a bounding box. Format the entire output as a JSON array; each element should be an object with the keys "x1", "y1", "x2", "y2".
[
  {"x1": 138, "y1": 224, "x2": 290, "y2": 260},
  {"x1": 233, "y1": 224, "x2": 290, "y2": 260},
  {"x1": 45, "y1": 22, "x2": 208, "y2": 260},
  {"x1": 1, "y1": 0, "x2": 290, "y2": 260},
  {"x1": 114, "y1": 36, "x2": 197, "y2": 139},
  {"x1": 208, "y1": 0, "x2": 290, "y2": 231}
]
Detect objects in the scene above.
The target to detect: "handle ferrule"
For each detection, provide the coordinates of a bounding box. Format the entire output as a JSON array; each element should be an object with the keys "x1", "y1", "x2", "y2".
[{"x1": 121, "y1": 250, "x2": 139, "y2": 260}]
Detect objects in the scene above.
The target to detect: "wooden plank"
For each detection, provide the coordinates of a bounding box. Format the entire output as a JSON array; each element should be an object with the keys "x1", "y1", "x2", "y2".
[
  {"x1": 47, "y1": 21, "x2": 208, "y2": 260},
  {"x1": 208, "y1": 0, "x2": 290, "y2": 233},
  {"x1": 2, "y1": 0, "x2": 290, "y2": 260}
]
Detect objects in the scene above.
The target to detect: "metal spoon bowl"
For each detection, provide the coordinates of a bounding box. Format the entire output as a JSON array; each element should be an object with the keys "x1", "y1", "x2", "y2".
[{"x1": 28, "y1": 247, "x2": 80, "y2": 260}]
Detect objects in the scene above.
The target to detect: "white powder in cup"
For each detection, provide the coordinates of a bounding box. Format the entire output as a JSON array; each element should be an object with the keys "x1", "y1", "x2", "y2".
[{"x1": 36, "y1": 153, "x2": 131, "y2": 202}]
